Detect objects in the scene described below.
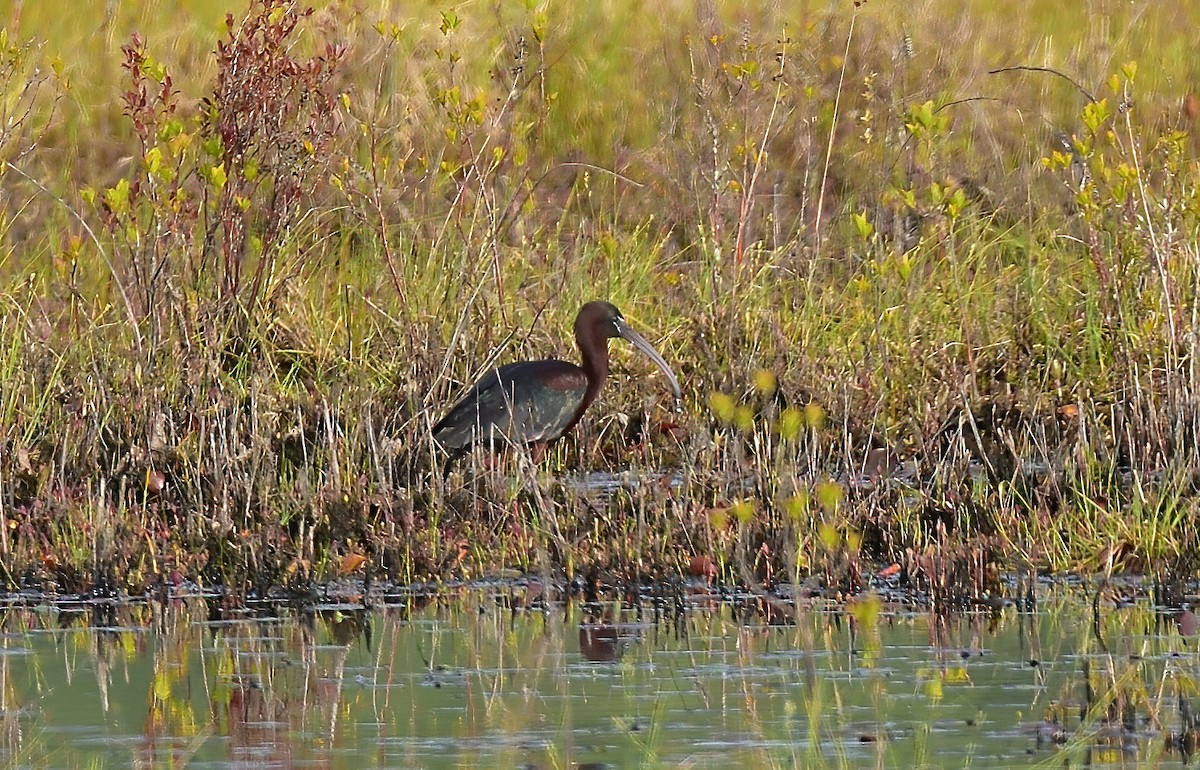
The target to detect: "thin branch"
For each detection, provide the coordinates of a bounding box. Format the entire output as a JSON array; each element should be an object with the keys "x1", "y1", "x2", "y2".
[
  {"x1": 555, "y1": 162, "x2": 645, "y2": 188},
  {"x1": 935, "y1": 95, "x2": 1005, "y2": 113},
  {"x1": 988, "y1": 65, "x2": 1096, "y2": 104}
]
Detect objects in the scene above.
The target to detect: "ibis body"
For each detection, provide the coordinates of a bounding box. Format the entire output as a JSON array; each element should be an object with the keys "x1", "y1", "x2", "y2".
[{"x1": 433, "y1": 301, "x2": 680, "y2": 462}]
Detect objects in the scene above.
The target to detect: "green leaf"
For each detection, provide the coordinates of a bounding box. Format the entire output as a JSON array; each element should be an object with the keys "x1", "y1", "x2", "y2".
[
  {"x1": 1082, "y1": 99, "x2": 1111, "y2": 134},
  {"x1": 208, "y1": 163, "x2": 226, "y2": 190},
  {"x1": 104, "y1": 178, "x2": 131, "y2": 215},
  {"x1": 852, "y1": 210, "x2": 874, "y2": 239},
  {"x1": 144, "y1": 146, "x2": 162, "y2": 177},
  {"x1": 815, "y1": 479, "x2": 843, "y2": 512}
]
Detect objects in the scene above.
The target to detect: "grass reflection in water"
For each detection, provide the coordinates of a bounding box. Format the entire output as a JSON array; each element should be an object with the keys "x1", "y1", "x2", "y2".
[{"x1": 1, "y1": 579, "x2": 1199, "y2": 768}]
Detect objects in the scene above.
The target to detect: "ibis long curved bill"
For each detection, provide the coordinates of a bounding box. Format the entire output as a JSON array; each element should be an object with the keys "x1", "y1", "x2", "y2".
[{"x1": 613, "y1": 317, "x2": 681, "y2": 400}]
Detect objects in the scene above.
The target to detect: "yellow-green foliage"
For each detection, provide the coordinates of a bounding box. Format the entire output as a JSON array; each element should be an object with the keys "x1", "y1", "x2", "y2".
[{"x1": 2, "y1": 0, "x2": 1200, "y2": 589}]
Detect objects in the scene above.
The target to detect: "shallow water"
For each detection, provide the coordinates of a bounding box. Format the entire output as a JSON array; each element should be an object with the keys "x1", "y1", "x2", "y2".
[{"x1": 1, "y1": 579, "x2": 1198, "y2": 768}]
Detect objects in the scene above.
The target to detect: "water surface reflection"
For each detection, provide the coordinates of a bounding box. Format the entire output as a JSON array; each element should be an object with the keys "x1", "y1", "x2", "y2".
[{"x1": 1, "y1": 580, "x2": 1197, "y2": 768}]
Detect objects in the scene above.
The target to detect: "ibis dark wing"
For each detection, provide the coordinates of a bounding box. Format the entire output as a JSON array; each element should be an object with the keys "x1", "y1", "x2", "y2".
[{"x1": 433, "y1": 360, "x2": 588, "y2": 452}]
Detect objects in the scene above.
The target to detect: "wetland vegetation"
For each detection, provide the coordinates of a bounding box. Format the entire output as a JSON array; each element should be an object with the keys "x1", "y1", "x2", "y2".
[{"x1": 1, "y1": 0, "x2": 1200, "y2": 601}]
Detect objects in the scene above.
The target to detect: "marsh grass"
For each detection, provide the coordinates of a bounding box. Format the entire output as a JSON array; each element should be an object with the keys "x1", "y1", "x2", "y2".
[{"x1": 2, "y1": 0, "x2": 1200, "y2": 597}]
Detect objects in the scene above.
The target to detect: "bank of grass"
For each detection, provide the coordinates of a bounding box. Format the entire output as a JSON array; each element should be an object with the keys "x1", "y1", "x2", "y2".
[{"x1": 2, "y1": 0, "x2": 1200, "y2": 596}]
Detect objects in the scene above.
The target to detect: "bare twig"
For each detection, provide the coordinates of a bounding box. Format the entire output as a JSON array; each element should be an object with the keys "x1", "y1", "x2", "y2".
[{"x1": 988, "y1": 65, "x2": 1096, "y2": 104}]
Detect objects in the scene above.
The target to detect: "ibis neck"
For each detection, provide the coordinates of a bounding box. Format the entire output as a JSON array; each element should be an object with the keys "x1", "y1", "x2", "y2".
[{"x1": 576, "y1": 332, "x2": 611, "y2": 415}]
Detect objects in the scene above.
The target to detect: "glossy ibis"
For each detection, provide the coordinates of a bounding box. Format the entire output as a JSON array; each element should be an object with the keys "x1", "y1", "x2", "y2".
[{"x1": 433, "y1": 301, "x2": 680, "y2": 465}]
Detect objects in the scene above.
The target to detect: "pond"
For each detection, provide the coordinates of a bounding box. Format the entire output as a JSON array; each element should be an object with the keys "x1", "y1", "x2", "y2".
[{"x1": 1, "y1": 578, "x2": 1197, "y2": 768}]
